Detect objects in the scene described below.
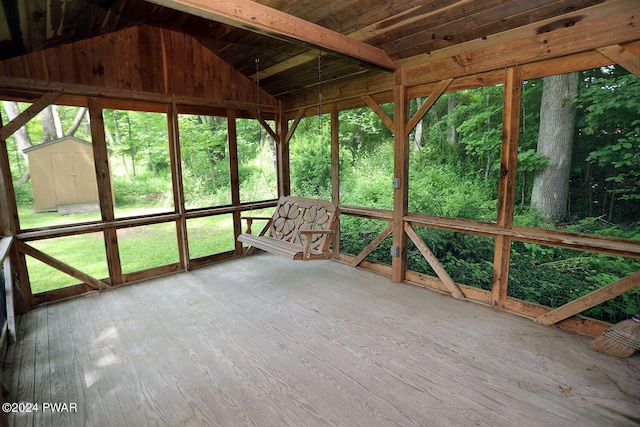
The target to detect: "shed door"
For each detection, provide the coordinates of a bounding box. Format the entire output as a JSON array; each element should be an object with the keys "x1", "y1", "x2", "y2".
[
  {"x1": 51, "y1": 152, "x2": 98, "y2": 207},
  {"x1": 51, "y1": 152, "x2": 76, "y2": 206}
]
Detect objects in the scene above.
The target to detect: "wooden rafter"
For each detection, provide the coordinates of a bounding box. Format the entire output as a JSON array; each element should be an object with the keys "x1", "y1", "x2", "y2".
[
  {"x1": 597, "y1": 44, "x2": 640, "y2": 78},
  {"x1": 147, "y1": 0, "x2": 395, "y2": 71},
  {"x1": 404, "y1": 223, "x2": 465, "y2": 300},
  {"x1": 535, "y1": 271, "x2": 640, "y2": 326},
  {"x1": 405, "y1": 7, "x2": 640, "y2": 88}
]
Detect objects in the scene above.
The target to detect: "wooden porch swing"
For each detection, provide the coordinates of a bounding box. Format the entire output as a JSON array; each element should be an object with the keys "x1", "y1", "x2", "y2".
[
  {"x1": 238, "y1": 196, "x2": 339, "y2": 261},
  {"x1": 238, "y1": 54, "x2": 338, "y2": 261}
]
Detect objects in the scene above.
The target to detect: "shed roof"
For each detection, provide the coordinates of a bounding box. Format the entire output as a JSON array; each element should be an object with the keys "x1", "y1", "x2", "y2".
[{"x1": 23, "y1": 136, "x2": 91, "y2": 154}]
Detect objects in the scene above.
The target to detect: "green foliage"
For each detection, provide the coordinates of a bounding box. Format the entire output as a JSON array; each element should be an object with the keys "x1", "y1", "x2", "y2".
[
  {"x1": 508, "y1": 242, "x2": 640, "y2": 323},
  {"x1": 12, "y1": 183, "x2": 33, "y2": 207},
  {"x1": 112, "y1": 174, "x2": 173, "y2": 207},
  {"x1": 340, "y1": 142, "x2": 393, "y2": 208},
  {"x1": 409, "y1": 155, "x2": 496, "y2": 221},
  {"x1": 339, "y1": 217, "x2": 393, "y2": 265},
  {"x1": 290, "y1": 118, "x2": 332, "y2": 198}
]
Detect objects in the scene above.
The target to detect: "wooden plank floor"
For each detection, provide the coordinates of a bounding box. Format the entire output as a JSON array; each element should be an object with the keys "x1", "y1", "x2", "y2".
[{"x1": 4, "y1": 253, "x2": 640, "y2": 426}]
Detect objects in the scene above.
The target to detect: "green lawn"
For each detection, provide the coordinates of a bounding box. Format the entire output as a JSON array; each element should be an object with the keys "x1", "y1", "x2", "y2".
[{"x1": 22, "y1": 208, "x2": 238, "y2": 294}]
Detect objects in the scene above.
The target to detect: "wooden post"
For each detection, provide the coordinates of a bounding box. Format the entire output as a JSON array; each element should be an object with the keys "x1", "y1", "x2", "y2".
[
  {"x1": 277, "y1": 102, "x2": 290, "y2": 197},
  {"x1": 0, "y1": 103, "x2": 32, "y2": 312},
  {"x1": 392, "y1": 69, "x2": 409, "y2": 283},
  {"x1": 0, "y1": 114, "x2": 17, "y2": 237},
  {"x1": 228, "y1": 110, "x2": 244, "y2": 256},
  {"x1": 491, "y1": 67, "x2": 522, "y2": 306},
  {"x1": 330, "y1": 103, "x2": 340, "y2": 256},
  {"x1": 89, "y1": 97, "x2": 122, "y2": 286}
]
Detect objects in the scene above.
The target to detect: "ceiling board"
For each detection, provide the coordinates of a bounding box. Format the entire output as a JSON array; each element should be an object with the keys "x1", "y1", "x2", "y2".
[{"x1": 0, "y1": 0, "x2": 636, "y2": 108}]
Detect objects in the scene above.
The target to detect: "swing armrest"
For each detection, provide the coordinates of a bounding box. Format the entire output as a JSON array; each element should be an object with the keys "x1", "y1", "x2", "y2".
[{"x1": 297, "y1": 230, "x2": 335, "y2": 259}]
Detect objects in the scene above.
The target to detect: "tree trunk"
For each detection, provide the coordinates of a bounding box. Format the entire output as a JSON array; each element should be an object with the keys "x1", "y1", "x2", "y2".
[
  {"x1": 51, "y1": 105, "x2": 64, "y2": 137},
  {"x1": 3, "y1": 101, "x2": 33, "y2": 163},
  {"x1": 530, "y1": 72, "x2": 579, "y2": 221},
  {"x1": 41, "y1": 106, "x2": 60, "y2": 141},
  {"x1": 413, "y1": 97, "x2": 423, "y2": 151},
  {"x1": 446, "y1": 93, "x2": 456, "y2": 145},
  {"x1": 111, "y1": 110, "x2": 130, "y2": 179},
  {"x1": 268, "y1": 135, "x2": 277, "y2": 182},
  {"x1": 66, "y1": 107, "x2": 88, "y2": 136}
]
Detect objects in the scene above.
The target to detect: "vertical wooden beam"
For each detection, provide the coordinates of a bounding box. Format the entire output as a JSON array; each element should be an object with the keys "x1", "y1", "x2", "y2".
[
  {"x1": 228, "y1": 110, "x2": 243, "y2": 256},
  {"x1": 491, "y1": 66, "x2": 522, "y2": 307},
  {"x1": 0, "y1": 107, "x2": 30, "y2": 311},
  {"x1": 12, "y1": 250, "x2": 31, "y2": 313},
  {"x1": 0, "y1": 115, "x2": 17, "y2": 236},
  {"x1": 392, "y1": 68, "x2": 409, "y2": 283},
  {"x1": 277, "y1": 101, "x2": 290, "y2": 197},
  {"x1": 330, "y1": 102, "x2": 340, "y2": 255},
  {"x1": 168, "y1": 100, "x2": 189, "y2": 269},
  {"x1": 89, "y1": 98, "x2": 122, "y2": 286}
]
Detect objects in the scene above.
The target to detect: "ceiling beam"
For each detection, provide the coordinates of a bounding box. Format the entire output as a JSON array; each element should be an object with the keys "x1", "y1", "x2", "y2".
[{"x1": 146, "y1": 0, "x2": 396, "y2": 71}]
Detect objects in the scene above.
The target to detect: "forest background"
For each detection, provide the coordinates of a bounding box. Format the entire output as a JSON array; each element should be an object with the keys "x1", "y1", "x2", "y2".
[{"x1": 2, "y1": 65, "x2": 639, "y2": 324}]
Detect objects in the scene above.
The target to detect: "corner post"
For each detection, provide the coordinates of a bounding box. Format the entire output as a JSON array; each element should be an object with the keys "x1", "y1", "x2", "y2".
[
  {"x1": 491, "y1": 66, "x2": 522, "y2": 306},
  {"x1": 330, "y1": 102, "x2": 340, "y2": 256},
  {"x1": 392, "y1": 68, "x2": 409, "y2": 283}
]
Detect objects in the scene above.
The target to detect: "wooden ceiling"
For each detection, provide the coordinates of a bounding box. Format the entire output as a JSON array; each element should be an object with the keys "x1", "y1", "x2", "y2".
[{"x1": 0, "y1": 0, "x2": 634, "y2": 108}]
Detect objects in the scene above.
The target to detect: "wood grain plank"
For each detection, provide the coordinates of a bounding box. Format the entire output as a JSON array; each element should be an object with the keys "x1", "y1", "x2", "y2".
[
  {"x1": 72, "y1": 298, "x2": 127, "y2": 427},
  {"x1": 5, "y1": 255, "x2": 639, "y2": 426},
  {"x1": 597, "y1": 43, "x2": 640, "y2": 78},
  {"x1": 147, "y1": 0, "x2": 395, "y2": 70},
  {"x1": 12, "y1": 308, "x2": 37, "y2": 427}
]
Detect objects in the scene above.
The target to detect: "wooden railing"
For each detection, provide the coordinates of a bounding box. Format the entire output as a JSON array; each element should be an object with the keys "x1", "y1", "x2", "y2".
[{"x1": 336, "y1": 206, "x2": 640, "y2": 336}]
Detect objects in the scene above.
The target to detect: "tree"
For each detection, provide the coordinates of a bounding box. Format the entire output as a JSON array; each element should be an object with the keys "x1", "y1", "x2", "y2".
[
  {"x1": 3, "y1": 101, "x2": 33, "y2": 184},
  {"x1": 577, "y1": 67, "x2": 640, "y2": 222},
  {"x1": 530, "y1": 72, "x2": 579, "y2": 221},
  {"x1": 412, "y1": 97, "x2": 424, "y2": 151}
]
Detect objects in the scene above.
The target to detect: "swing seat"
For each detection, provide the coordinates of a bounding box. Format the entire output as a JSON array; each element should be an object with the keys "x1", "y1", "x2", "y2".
[{"x1": 238, "y1": 196, "x2": 339, "y2": 261}]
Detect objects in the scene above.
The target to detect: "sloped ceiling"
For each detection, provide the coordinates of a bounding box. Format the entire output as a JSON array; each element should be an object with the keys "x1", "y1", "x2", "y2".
[{"x1": 0, "y1": 0, "x2": 636, "y2": 106}]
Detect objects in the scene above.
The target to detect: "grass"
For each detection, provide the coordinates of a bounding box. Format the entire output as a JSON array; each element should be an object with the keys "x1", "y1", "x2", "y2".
[
  {"x1": 17, "y1": 206, "x2": 172, "y2": 230},
  {"x1": 22, "y1": 208, "x2": 236, "y2": 294}
]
